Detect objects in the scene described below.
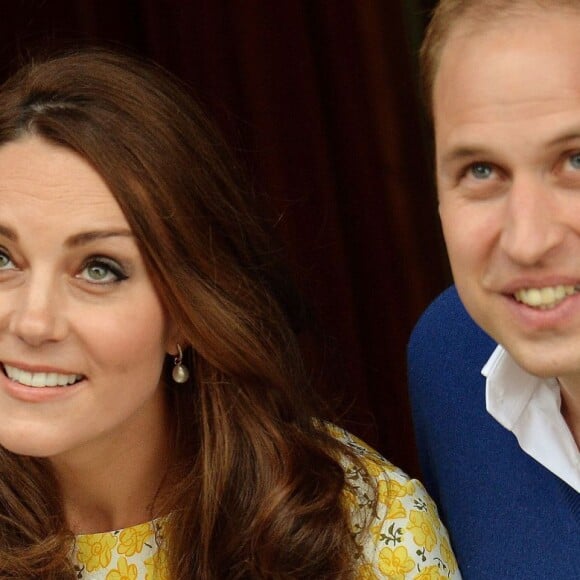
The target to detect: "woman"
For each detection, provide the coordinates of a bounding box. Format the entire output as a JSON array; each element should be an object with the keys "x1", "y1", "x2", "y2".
[{"x1": 0, "y1": 47, "x2": 458, "y2": 579}]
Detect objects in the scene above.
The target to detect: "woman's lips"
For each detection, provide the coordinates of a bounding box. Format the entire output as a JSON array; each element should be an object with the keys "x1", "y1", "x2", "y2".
[{"x1": 2, "y1": 363, "x2": 85, "y2": 388}]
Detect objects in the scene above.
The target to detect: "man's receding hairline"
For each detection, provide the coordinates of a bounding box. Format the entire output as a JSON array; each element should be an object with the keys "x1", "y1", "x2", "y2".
[
  {"x1": 451, "y1": 1, "x2": 580, "y2": 31},
  {"x1": 441, "y1": 1, "x2": 580, "y2": 54},
  {"x1": 423, "y1": 0, "x2": 580, "y2": 118}
]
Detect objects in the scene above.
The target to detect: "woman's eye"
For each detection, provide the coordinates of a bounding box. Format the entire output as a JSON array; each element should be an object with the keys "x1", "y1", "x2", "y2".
[
  {"x1": 0, "y1": 250, "x2": 15, "y2": 270},
  {"x1": 567, "y1": 152, "x2": 580, "y2": 170},
  {"x1": 78, "y1": 258, "x2": 128, "y2": 285},
  {"x1": 467, "y1": 162, "x2": 494, "y2": 180}
]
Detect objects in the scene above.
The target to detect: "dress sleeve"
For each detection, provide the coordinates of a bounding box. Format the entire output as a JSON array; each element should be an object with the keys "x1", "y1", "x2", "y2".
[{"x1": 335, "y1": 428, "x2": 462, "y2": 579}]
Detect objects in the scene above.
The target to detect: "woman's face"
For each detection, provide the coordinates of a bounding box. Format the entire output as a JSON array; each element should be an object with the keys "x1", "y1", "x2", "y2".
[{"x1": 0, "y1": 136, "x2": 174, "y2": 462}]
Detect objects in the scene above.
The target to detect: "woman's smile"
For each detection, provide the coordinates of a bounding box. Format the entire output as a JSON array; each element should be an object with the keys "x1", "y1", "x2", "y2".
[
  {"x1": 0, "y1": 136, "x2": 175, "y2": 460},
  {"x1": 2, "y1": 363, "x2": 85, "y2": 387}
]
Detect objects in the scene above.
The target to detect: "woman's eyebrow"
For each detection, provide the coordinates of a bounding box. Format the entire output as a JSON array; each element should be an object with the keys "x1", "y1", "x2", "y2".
[
  {"x1": 0, "y1": 223, "x2": 134, "y2": 247},
  {"x1": 0, "y1": 224, "x2": 16, "y2": 241},
  {"x1": 65, "y1": 229, "x2": 134, "y2": 248}
]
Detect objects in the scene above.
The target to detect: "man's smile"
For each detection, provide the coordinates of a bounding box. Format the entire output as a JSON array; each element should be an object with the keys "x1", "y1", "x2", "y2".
[{"x1": 514, "y1": 284, "x2": 580, "y2": 310}]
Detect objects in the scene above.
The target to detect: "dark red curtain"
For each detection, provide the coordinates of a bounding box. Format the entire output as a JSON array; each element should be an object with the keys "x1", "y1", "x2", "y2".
[{"x1": 0, "y1": 0, "x2": 450, "y2": 477}]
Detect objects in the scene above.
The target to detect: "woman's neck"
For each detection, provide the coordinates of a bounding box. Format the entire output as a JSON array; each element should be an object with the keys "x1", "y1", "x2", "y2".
[{"x1": 50, "y1": 392, "x2": 172, "y2": 534}]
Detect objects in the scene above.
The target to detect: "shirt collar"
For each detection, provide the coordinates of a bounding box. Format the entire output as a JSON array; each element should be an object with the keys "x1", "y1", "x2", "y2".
[{"x1": 482, "y1": 345, "x2": 580, "y2": 492}]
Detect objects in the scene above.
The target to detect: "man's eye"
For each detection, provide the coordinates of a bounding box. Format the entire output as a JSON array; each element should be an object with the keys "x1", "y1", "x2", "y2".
[
  {"x1": 78, "y1": 258, "x2": 128, "y2": 284},
  {"x1": 468, "y1": 163, "x2": 494, "y2": 180}
]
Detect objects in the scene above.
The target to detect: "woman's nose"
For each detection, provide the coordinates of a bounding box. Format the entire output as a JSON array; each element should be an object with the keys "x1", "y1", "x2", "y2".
[{"x1": 7, "y1": 274, "x2": 68, "y2": 346}]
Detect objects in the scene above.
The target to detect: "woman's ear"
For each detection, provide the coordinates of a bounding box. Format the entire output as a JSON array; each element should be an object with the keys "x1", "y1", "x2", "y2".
[{"x1": 164, "y1": 318, "x2": 186, "y2": 356}]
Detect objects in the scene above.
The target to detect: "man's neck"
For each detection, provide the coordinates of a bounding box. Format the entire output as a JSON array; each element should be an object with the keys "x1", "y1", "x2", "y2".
[{"x1": 558, "y1": 378, "x2": 580, "y2": 451}]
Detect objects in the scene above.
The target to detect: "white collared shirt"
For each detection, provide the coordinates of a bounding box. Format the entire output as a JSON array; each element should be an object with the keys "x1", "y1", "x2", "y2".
[{"x1": 482, "y1": 345, "x2": 580, "y2": 492}]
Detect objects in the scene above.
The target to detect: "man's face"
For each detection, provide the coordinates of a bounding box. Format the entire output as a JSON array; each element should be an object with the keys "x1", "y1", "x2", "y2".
[{"x1": 434, "y1": 10, "x2": 580, "y2": 386}]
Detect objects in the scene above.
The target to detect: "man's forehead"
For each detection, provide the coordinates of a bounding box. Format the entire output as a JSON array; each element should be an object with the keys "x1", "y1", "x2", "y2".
[
  {"x1": 433, "y1": 10, "x2": 580, "y2": 128},
  {"x1": 440, "y1": 1, "x2": 580, "y2": 43},
  {"x1": 435, "y1": 7, "x2": 580, "y2": 94},
  {"x1": 431, "y1": 9, "x2": 580, "y2": 173}
]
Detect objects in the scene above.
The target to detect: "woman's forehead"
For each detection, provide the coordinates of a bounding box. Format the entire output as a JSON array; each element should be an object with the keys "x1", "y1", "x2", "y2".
[{"x1": 0, "y1": 136, "x2": 127, "y2": 221}]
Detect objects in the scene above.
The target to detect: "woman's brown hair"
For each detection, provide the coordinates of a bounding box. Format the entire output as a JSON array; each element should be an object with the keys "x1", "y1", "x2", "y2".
[{"x1": 0, "y1": 47, "x2": 370, "y2": 578}]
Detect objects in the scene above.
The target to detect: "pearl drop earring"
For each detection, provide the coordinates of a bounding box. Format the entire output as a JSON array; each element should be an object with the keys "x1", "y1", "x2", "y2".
[{"x1": 172, "y1": 344, "x2": 190, "y2": 384}]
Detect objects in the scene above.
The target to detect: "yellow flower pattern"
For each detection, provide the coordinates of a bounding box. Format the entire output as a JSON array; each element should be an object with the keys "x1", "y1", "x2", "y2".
[
  {"x1": 415, "y1": 565, "x2": 451, "y2": 580},
  {"x1": 70, "y1": 427, "x2": 460, "y2": 579},
  {"x1": 118, "y1": 523, "x2": 153, "y2": 557},
  {"x1": 144, "y1": 547, "x2": 170, "y2": 580},
  {"x1": 407, "y1": 510, "x2": 438, "y2": 552},
  {"x1": 106, "y1": 557, "x2": 138, "y2": 580},
  {"x1": 378, "y1": 546, "x2": 416, "y2": 578},
  {"x1": 333, "y1": 426, "x2": 461, "y2": 579},
  {"x1": 386, "y1": 498, "x2": 407, "y2": 520},
  {"x1": 72, "y1": 520, "x2": 165, "y2": 579},
  {"x1": 357, "y1": 562, "x2": 380, "y2": 579},
  {"x1": 75, "y1": 531, "x2": 118, "y2": 572},
  {"x1": 440, "y1": 535, "x2": 459, "y2": 575}
]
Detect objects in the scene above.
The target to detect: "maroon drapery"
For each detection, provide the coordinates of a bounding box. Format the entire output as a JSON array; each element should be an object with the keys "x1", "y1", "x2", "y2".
[{"x1": 0, "y1": 0, "x2": 450, "y2": 476}]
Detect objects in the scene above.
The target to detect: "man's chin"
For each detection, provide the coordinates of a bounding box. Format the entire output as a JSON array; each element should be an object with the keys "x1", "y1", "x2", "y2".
[{"x1": 501, "y1": 344, "x2": 580, "y2": 383}]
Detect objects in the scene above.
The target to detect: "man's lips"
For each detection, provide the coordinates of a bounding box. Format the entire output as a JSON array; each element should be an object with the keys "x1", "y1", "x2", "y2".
[{"x1": 513, "y1": 284, "x2": 580, "y2": 310}]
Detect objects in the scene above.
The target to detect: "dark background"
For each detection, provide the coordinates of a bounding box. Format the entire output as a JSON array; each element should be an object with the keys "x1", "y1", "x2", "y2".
[{"x1": 0, "y1": 0, "x2": 448, "y2": 477}]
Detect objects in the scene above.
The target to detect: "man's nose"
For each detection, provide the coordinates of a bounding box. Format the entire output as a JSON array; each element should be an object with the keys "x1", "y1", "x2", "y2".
[
  {"x1": 8, "y1": 274, "x2": 68, "y2": 346},
  {"x1": 499, "y1": 177, "x2": 566, "y2": 266}
]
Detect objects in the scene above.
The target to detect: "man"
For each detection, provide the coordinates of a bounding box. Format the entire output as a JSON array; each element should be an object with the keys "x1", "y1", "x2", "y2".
[{"x1": 408, "y1": 1, "x2": 580, "y2": 577}]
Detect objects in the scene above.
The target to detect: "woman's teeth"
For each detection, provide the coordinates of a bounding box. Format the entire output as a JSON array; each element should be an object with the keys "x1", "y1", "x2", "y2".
[
  {"x1": 514, "y1": 284, "x2": 578, "y2": 309},
  {"x1": 3, "y1": 364, "x2": 83, "y2": 388}
]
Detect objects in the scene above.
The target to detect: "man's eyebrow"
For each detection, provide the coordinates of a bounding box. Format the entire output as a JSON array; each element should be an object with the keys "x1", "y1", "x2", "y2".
[
  {"x1": 546, "y1": 131, "x2": 580, "y2": 148},
  {"x1": 65, "y1": 229, "x2": 134, "y2": 248},
  {"x1": 440, "y1": 131, "x2": 580, "y2": 168},
  {"x1": 439, "y1": 146, "x2": 490, "y2": 168}
]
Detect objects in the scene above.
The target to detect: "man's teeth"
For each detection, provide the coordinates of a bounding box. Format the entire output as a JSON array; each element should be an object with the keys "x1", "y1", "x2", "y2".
[
  {"x1": 514, "y1": 284, "x2": 578, "y2": 309},
  {"x1": 3, "y1": 365, "x2": 83, "y2": 388}
]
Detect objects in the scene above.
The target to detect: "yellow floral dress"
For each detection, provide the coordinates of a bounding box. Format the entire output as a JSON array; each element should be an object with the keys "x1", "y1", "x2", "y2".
[
  {"x1": 71, "y1": 427, "x2": 459, "y2": 579},
  {"x1": 72, "y1": 518, "x2": 168, "y2": 579},
  {"x1": 332, "y1": 426, "x2": 460, "y2": 579}
]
